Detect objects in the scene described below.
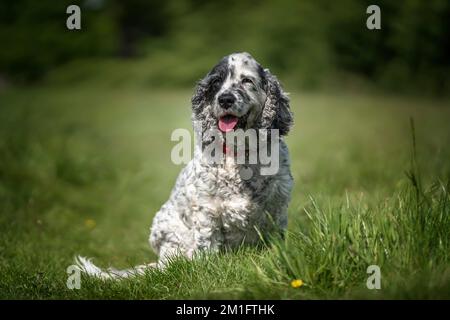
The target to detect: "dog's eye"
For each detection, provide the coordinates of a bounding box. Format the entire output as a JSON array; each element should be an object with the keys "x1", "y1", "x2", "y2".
[
  {"x1": 242, "y1": 78, "x2": 254, "y2": 86},
  {"x1": 210, "y1": 78, "x2": 221, "y2": 90}
]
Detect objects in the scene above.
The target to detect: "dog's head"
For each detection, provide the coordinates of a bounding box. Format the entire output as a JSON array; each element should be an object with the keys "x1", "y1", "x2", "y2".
[{"x1": 192, "y1": 52, "x2": 293, "y2": 136}]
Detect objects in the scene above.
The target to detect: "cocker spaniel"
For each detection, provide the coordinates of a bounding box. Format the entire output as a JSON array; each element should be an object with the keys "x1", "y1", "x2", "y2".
[{"x1": 76, "y1": 52, "x2": 294, "y2": 279}]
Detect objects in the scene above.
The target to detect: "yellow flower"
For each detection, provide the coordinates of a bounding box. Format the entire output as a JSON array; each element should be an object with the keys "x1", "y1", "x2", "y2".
[
  {"x1": 290, "y1": 279, "x2": 304, "y2": 288},
  {"x1": 85, "y1": 219, "x2": 96, "y2": 229}
]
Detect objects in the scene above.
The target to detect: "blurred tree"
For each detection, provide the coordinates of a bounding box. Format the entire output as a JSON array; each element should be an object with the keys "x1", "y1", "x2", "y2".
[
  {"x1": 0, "y1": 0, "x2": 448, "y2": 94},
  {"x1": 0, "y1": 0, "x2": 116, "y2": 82},
  {"x1": 110, "y1": 0, "x2": 171, "y2": 57},
  {"x1": 384, "y1": 0, "x2": 450, "y2": 94}
]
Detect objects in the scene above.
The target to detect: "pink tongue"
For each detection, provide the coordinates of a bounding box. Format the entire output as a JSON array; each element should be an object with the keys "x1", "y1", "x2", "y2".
[{"x1": 218, "y1": 116, "x2": 238, "y2": 132}]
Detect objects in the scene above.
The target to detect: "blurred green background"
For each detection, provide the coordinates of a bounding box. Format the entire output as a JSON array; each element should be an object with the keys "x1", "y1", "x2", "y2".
[{"x1": 1, "y1": 0, "x2": 449, "y2": 94}]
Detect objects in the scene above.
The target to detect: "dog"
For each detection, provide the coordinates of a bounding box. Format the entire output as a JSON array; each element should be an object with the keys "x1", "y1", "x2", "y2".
[{"x1": 76, "y1": 52, "x2": 293, "y2": 279}]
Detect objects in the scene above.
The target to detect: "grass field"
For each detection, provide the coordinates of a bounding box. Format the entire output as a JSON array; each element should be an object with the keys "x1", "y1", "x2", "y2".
[{"x1": 0, "y1": 84, "x2": 449, "y2": 299}]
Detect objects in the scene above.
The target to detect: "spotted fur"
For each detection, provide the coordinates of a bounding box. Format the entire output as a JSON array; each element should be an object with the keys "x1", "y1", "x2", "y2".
[
  {"x1": 76, "y1": 52, "x2": 294, "y2": 278},
  {"x1": 150, "y1": 52, "x2": 294, "y2": 263}
]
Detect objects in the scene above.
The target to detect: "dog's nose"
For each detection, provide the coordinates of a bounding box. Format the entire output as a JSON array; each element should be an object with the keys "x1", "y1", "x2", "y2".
[{"x1": 218, "y1": 93, "x2": 236, "y2": 109}]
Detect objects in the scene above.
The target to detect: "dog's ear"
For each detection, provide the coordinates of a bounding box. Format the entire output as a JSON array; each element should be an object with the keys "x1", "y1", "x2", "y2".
[
  {"x1": 192, "y1": 56, "x2": 228, "y2": 117},
  {"x1": 259, "y1": 69, "x2": 293, "y2": 136},
  {"x1": 191, "y1": 74, "x2": 220, "y2": 147},
  {"x1": 191, "y1": 78, "x2": 209, "y2": 117}
]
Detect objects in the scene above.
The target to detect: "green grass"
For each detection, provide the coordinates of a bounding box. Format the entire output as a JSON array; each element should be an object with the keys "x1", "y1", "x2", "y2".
[{"x1": 0, "y1": 84, "x2": 449, "y2": 299}]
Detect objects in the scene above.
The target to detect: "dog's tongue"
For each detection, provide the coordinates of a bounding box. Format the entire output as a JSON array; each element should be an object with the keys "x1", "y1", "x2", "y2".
[{"x1": 218, "y1": 115, "x2": 238, "y2": 132}]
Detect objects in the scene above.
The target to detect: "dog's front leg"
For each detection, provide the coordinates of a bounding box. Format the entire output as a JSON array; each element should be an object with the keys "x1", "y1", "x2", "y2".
[{"x1": 192, "y1": 215, "x2": 224, "y2": 253}]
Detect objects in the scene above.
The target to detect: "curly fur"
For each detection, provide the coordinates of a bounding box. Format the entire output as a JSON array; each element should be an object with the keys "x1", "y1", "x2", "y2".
[{"x1": 76, "y1": 52, "x2": 294, "y2": 279}]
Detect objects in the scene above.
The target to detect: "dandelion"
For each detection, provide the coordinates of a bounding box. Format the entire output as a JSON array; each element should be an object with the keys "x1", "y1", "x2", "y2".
[
  {"x1": 290, "y1": 279, "x2": 304, "y2": 288},
  {"x1": 85, "y1": 219, "x2": 96, "y2": 229}
]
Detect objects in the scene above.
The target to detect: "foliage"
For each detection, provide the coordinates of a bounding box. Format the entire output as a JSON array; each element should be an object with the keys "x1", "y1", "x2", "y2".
[
  {"x1": 0, "y1": 0, "x2": 449, "y2": 94},
  {"x1": 0, "y1": 85, "x2": 449, "y2": 298}
]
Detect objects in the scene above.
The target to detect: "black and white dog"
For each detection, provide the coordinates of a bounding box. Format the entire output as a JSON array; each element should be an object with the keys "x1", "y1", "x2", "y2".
[{"x1": 77, "y1": 52, "x2": 293, "y2": 279}]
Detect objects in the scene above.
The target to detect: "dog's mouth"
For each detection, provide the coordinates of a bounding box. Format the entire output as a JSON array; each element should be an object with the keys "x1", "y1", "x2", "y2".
[
  {"x1": 218, "y1": 115, "x2": 239, "y2": 132},
  {"x1": 218, "y1": 112, "x2": 251, "y2": 133}
]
